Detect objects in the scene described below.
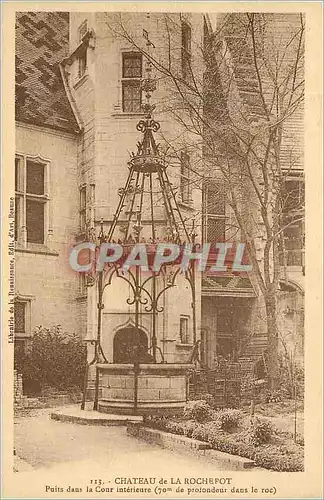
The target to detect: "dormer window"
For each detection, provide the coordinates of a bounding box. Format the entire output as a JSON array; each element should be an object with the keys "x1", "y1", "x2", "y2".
[{"x1": 78, "y1": 20, "x2": 88, "y2": 42}]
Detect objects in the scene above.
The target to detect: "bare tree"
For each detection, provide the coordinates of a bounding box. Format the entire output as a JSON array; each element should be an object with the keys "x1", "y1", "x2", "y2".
[{"x1": 106, "y1": 12, "x2": 305, "y2": 390}]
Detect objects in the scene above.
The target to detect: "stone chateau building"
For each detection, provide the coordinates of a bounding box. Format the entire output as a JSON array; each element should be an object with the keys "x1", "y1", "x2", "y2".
[{"x1": 15, "y1": 12, "x2": 304, "y2": 386}]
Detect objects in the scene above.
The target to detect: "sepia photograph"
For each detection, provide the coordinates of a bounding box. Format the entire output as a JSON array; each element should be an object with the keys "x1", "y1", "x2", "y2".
[{"x1": 1, "y1": 2, "x2": 323, "y2": 499}]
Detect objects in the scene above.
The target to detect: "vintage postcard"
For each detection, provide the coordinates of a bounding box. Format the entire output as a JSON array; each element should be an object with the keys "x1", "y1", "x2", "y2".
[{"x1": 1, "y1": 1, "x2": 323, "y2": 499}]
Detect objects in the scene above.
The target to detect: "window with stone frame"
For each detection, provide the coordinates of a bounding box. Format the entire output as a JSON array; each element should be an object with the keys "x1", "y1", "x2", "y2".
[
  {"x1": 180, "y1": 152, "x2": 192, "y2": 204},
  {"x1": 279, "y1": 175, "x2": 305, "y2": 267},
  {"x1": 122, "y1": 53, "x2": 142, "y2": 113},
  {"x1": 15, "y1": 156, "x2": 48, "y2": 245},
  {"x1": 181, "y1": 21, "x2": 192, "y2": 81},
  {"x1": 14, "y1": 301, "x2": 26, "y2": 335},
  {"x1": 203, "y1": 180, "x2": 226, "y2": 243},
  {"x1": 14, "y1": 298, "x2": 32, "y2": 338},
  {"x1": 180, "y1": 315, "x2": 190, "y2": 344}
]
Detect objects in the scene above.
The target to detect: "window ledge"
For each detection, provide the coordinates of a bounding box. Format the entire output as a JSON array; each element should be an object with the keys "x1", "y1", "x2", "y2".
[
  {"x1": 15, "y1": 332, "x2": 32, "y2": 339},
  {"x1": 112, "y1": 112, "x2": 146, "y2": 119},
  {"x1": 175, "y1": 343, "x2": 193, "y2": 348},
  {"x1": 15, "y1": 244, "x2": 59, "y2": 257}
]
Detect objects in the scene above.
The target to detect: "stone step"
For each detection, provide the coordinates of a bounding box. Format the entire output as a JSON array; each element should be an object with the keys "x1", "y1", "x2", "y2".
[{"x1": 51, "y1": 405, "x2": 143, "y2": 426}]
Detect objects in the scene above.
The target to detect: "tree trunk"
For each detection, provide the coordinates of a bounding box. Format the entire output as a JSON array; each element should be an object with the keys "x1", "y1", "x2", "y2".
[{"x1": 265, "y1": 292, "x2": 280, "y2": 391}]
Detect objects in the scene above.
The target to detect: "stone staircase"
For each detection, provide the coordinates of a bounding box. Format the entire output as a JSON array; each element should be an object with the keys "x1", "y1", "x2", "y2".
[
  {"x1": 189, "y1": 335, "x2": 268, "y2": 406},
  {"x1": 189, "y1": 363, "x2": 242, "y2": 407},
  {"x1": 239, "y1": 334, "x2": 268, "y2": 377}
]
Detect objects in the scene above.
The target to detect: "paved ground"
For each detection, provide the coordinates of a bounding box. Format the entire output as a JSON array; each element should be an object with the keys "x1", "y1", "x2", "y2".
[{"x1": 14, "y1": 408, "x2": 235, "y2": 476}]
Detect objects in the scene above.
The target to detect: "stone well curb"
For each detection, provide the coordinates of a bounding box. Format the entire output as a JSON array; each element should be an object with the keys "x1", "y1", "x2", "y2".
[{"x1": 127, "y1": 422, "x2": 256, "y2": 470}]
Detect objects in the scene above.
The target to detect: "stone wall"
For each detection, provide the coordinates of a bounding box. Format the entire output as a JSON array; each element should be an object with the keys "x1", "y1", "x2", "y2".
[{"x1": 15, "y1": 123, "x2": 80, "y2": 336}]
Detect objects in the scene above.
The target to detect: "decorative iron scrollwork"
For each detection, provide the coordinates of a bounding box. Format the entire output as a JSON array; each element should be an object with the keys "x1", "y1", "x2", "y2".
[{"x1": 136, "y1": 118, "x2": 160, "y2": 133}]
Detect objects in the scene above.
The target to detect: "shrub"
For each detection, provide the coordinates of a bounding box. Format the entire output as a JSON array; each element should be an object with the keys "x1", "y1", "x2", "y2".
[
  {"x1": 142, "y1": 414, "x2": 303, "y2": 472},
  {"x1": 215, "y1": 409, "x2": 244, "y2": 431},
  {"x1": 165, "y1": 420, "x2": 185, "y2": 435},
  {"x1": 182, "y1": 420, "x2": 199, "y2": 438},
  {"x1": 249, "y1": 417, "x2": 275, "y2": 446},
  {"x1": 199, "y1": 393, "x2": 216, "y2": 407},
  {"x1": 208, "y1": 430, "x2": 256, "y2": 458},
  {"x1": 198, "y1": 425, "x2": 303, "y2": 472},
  {"x1": 255, "y1": 446, "x2": 303, "y2": 471},
  {"x1": 183, "y1": 400, "x2": 212, "y2": 423},
  {"x1": 277, "y1": 354, "x2": 305, "y2": 400},
  {"x1": 264, "y1": 390, "x2": 282, "y2": 403},
  {"x1": 191, "y1": 425, "x2": 209, "y2": 442},
  {"x1": 143, "y1": 415, "x2": 168, "y2": 431},
  {"x1": 15, "y1": 325, "x2": 87, "y2": 395},
  {"x1": 208, "y1": 432, "x2": 303, "y2": 472},
  {"x1": 296, "y1": 435, "x2": 304, "y2": 447},
  {"x1": 191, "y1": 422, "x2": 221, "y2": 442}
]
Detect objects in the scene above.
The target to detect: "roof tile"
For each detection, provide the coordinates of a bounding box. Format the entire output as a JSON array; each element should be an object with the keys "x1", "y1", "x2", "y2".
[{"x1": 15, "y1": 12, "x2": 79, "y2": 133}]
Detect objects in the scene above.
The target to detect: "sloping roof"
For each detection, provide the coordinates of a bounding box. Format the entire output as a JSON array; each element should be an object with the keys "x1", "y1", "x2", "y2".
[
  {"x1": 202, "y1": 273, "x2": 257, "y2": 298},
  {"x1": 15, "y1": 12, "x2": 79, "y2": 133}
]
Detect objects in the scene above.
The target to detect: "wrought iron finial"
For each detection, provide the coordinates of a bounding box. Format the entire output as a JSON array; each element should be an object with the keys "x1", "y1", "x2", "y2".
[
  {"x1": 127, "y1": 34, "x2": 163, "y2": 175},
  {"x1": 140, "y1": 29, "x2": 157, "y2": 118}
]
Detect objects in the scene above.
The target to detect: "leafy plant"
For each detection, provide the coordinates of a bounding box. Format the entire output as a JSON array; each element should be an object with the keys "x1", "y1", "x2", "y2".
[
  {"x1": 216, "y1": 409, "x2": 244, "y2": 431},
  {"x1": 254, "y1": 445, "x2": 303, "y2": 471},
  {"x1": 191, "y1": 424, "x2": 211, "y2": 442},
  {"x1": 183, "y1": 400, "x2": 212, "y2": 423},
  {"x1": 278, "y1": 354, "x2": 305, "y2": 400},
  {"x1": 199, "y1": 393, "x2": 217, "y2": 407},
  {"x1": 264, "y1": 390, "x2": 282, "y2": 403},
  {"x1": 16, "y1": 325, "x2": 87, "y2": 395},
  {"x1": 182, "y1": 420, "x2": 198, "y2": 438},
  {"x1": 249, "y1": 417, "x2": 275, "y2": 446},
  {"x1": 165, "y1": 421, "x2": 181, "y2": 435},
  {"x1": 143, "y1": 414, "x2": 303, "y2": 471}
]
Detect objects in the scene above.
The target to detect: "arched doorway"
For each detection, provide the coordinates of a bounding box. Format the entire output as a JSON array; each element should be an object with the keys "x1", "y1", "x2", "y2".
[{"x1": 113, "y1": 326, "x2": 151, "y2": 363}]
